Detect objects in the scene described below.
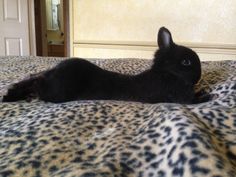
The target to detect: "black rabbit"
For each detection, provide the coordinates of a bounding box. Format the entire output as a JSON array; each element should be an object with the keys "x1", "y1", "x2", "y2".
[{"x1": 3, "y1": 27, "x2": 206, "y2": 104}]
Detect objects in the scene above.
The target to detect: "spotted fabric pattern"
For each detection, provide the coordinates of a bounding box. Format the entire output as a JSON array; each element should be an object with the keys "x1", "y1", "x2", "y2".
[{"x1": 0, "y1": 56, "x2": 235, "y2": 177}]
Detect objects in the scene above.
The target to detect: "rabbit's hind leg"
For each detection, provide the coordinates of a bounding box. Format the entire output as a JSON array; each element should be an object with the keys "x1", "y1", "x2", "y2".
[{"x1": 2, "y1": 78, "x2": 39, "y2": 102}]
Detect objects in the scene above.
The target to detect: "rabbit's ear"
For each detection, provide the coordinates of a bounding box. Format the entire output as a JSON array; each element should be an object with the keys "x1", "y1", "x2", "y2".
[{"x1": 158, "y1": 27, "x2": 174, "y2": 49}]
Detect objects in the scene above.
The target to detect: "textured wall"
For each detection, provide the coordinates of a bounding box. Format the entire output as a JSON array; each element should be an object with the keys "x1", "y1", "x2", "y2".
[
  {"x1": 74, "y1": 0, "x2": 235, "y2": 44},
  {"x1": 72, "y1": 0, "x2": 236, "y2": 60}
]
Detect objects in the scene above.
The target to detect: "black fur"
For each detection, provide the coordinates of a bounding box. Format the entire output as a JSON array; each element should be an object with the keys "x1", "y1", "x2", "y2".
[{"x1": 2, "y1": 27, "x2": 203, "y2": 104}]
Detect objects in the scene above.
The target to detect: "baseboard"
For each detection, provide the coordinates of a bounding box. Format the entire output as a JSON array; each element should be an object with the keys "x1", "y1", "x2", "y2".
[{"x1": 73, "y1": 40, "x2": 236, "y2": 61}]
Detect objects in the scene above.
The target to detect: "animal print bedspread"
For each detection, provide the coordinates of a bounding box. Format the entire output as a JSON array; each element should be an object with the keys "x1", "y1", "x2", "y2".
[{"x1": 0, "y1": 56, "x2": 235, "y2": 177}]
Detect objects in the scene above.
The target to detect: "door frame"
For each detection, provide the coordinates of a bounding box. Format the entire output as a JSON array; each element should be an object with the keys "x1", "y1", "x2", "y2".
[
  {"x1": 63, "y1": 0, "x2": 70, "y2": 56},
  {"x1": 33, "y1": 0, "x2": 70, "y2": 57},
  {"x1": 28, "y1": 0, "x2": 36, "y2": 56}
]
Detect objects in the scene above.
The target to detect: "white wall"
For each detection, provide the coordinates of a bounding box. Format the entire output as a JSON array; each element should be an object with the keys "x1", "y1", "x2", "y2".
[{"x1": 71, "y1": 0, "x2": 236, "y2": 60}]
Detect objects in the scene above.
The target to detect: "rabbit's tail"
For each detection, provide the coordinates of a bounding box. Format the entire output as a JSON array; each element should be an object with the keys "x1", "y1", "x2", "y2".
[{"x1": 2, "y1": 74, "x2": 43, "y2": 102}]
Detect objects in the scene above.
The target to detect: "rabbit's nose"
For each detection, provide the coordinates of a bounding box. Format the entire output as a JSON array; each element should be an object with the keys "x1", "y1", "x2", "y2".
[{"x1": 181, "y1": 59, "x2": 191, "y2": 66}]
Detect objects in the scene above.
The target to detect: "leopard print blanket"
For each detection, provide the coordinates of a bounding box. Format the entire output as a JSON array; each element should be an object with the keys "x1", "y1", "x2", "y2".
[{"x1": 0, "y1": 56, "x2": 235, "y2": 177}]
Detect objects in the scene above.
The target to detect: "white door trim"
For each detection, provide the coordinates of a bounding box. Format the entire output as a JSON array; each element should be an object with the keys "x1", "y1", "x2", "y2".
[{"x1": 28, "y1": 0, "x2": 36, "y2": 56}]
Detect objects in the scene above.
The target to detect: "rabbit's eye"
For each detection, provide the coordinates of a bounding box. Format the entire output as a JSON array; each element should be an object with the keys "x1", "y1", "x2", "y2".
[{"x1": 181, "y1": 59, "x2": 191, "y2": 66}]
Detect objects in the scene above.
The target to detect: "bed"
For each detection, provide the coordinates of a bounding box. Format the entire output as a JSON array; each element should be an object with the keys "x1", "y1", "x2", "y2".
[{"x1": 0, "y1": 56, "x2": 235, "y2": 177}]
